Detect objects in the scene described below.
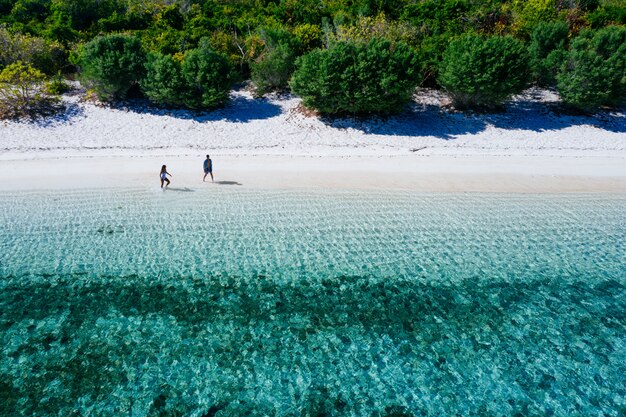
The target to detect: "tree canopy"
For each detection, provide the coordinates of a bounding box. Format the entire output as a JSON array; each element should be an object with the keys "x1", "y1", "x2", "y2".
[
  {"x1": 438, "y1": 34, "x2": 530, "y2": 108},
  {"x1": 290, "y1": 38, "x2": 420, "y2": 114},
  {"x1": 0, "y1": 0, "x2": 623, "y2": 113}
]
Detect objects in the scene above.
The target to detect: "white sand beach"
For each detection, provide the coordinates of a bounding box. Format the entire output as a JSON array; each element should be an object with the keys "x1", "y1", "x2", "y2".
[{"x1": 1, "y1": 88, "x2": 625, "y2": 193}]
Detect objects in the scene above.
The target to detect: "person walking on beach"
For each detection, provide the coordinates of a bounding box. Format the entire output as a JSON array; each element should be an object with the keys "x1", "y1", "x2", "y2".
[
  {"x1": 160, "y1": 165, "x2": 172, "y2": 188},
  {"x1": 203, "y1": 155, "x2": 213, "y2": 182}
]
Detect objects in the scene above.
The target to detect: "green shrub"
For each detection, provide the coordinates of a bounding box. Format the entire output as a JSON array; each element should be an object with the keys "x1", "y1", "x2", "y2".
[
  {"x1": 334, "y1": 14, "x2": 419, "y2": 46},
  {"x1": 587, "y1": 2, "x2": 626, "y2": 28},
  {"x1": 0, "y1": 61, "x2": 60, "y2": 118},
  {"x1": 42, "y1": 10, "x2": 79, "y2": 43},
  {"x1": 51, "y1": 0, "x2": 123, "y2": 32},
  {"x1": 290, "y1": 38, "x2": 420, "y2": 115},
  {"x1": 282, "y1": 0, "x2": 328, "y2": 25},
  {"x1": 0, "y1": 26, "x2": 67, "y2": 74},
  {"x1": 557, "y1": 26, "x2": 626, "y2": 110},
  {"x1": 293, "y1": 23, "x2": 323, "y2": 52},
  {"x1": 141, "y1": 47, "x2": 234, "y2": 110},
  {"x1": 44, "y1": 71, "x2": 70, "y2": 95},
  {"x1": 7, "y1": 0, "x2": 50, "y2": 25},
  {"x1": 251, "y1": 43, "x2": 297, "y2": 96},
  {"x1": 140, "y1": 52, "x2": 185, "y2": 107},
  {"x1": 205, "y1": 31, "x2": 254, "y2": 79},
  {"x1": 438, "y1": 34, "x2": 530, "y2": 108},
  {"x1": 400, "y1": 0, "x2": 473, "y2": 36},
  {"x1": 76, "y1": 34, "x2": 146, "y2": 101},
  {"x1": 512, "y1": 0, "x2": 558, "y2": 34},
  {"x1": 250, "y1": 28, "x2": 300, "y2": 96},
  {"x1": 180, "y1": 47, "x2": 234, "y2": 109},
  {"x1": 416, "y1": 32, "x2": 455, "y2": 86},
  {"x1": 140, "y1": 27, "x2": 186, "y2": 56},
  {"x1": 529, "y1": 21, "x2": 569, "y2": 86}
]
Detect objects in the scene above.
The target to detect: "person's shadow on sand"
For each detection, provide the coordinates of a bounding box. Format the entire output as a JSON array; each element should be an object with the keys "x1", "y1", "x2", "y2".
[
  {"x1": 164, "y1": 187, "x2": 195, "y2": 192},
  {"x1": 164, "y1": 182, "x2": 242, "y2": 191}
]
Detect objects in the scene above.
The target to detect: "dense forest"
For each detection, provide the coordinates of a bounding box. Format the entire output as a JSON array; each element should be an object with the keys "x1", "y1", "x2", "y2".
[{"x1": 0, "y1": 0, "x2": 625, "y2": 115}]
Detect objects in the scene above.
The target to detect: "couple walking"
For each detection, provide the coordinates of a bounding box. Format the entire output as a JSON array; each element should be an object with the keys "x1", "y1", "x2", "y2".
[{"x1": 159, "y1": 155, "x2": 213, "y2": 188}]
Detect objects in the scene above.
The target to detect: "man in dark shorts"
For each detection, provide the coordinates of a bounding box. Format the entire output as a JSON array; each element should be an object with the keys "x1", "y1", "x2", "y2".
[{"x1": 203, "y1": 154, "x2": 213, "y2": 182}]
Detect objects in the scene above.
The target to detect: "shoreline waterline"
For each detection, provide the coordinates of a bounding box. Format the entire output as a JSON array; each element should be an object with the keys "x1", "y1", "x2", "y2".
[{"x1": 1, "y1": 153, "x2": 625, "y2": 193}]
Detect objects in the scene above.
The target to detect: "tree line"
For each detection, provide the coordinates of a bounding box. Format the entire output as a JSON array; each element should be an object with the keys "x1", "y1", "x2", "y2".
[{"x1": 0, "y1": 0, "x2": 625, "y2": 117}]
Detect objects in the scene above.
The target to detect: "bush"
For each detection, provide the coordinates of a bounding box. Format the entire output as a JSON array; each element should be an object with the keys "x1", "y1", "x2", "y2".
[
  {"x1": 512, "y1": 0, "x2": 558, "y2": 34},
  {"x1": 44, "y1": 71, "x2": 71, "y2": 95},
  {"x1": 140, "y1": 52, "x2": 185, "y2": 107},
  {"x1": 180, "y1": 47, "x2": 234, "y2": 109},
  {"x1": 250, "y1": 28, "x2": 300, "y2": 96},
  {"x1": 334, "y1": 14, "x2": 419, "y2": 46},
  {"x1": 529, "y1": 21, "x2": 569, "y2": 86},
  {"x1": 587, "y1": 2, "x2": 626, "y2": 28},
  {"x1": 438, "y1": 34, "x2": 530, "y2": 108},
  {"x1": 51, "y1": 0, "x2": 122, "y2": 32},
  {"x1": 290, "y1": 38, "x2": 420, "y2": 115},
  {"x1": 0, "y1": 61, "x2": 60, "y2": 118},
  {"x1": 0, "y1": 26, "x2": 67, "y2": 74},
  {"x1": 251, "y1": 43, "x2": 297, "y2": 96},
  {"x1": 557, "y1": 26, "x2": 626, "y2": 110},
  {"x1": 76, "y1": 34, "x2": 146, "y2": 101},
  {"x1": 282, "y1": 0, "x2": 328, "y2": 25},
  {"x1": 141, "y1": 47, "x2": 234, "y2": 110},
  {"x1": 416, "y1": 32, "x2": 455, "y2": 87},
  {"x1": 205, "y1": 31, "x2": 255, "y2": 79},
  {"x1": 293, "y1": 23, "x2": 323, "y2": 52},
  {"x1": 400, "y1": 0, "x2": 473, "y2": 36}
]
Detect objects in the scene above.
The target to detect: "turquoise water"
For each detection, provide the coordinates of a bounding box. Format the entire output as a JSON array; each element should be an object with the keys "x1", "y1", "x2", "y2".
[{"x1": 0, "y1": 189, "x2": 624, "y2": 416}]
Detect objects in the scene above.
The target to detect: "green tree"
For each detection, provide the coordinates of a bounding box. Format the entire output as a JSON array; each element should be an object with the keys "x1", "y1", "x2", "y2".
[
  {"x1": 557, "y1": 26, "x2": 626, "y2": 110},
  {"x1": 293, "y1": 23, "x2": 323, "y2": 52},
  {"x1": 180, "y1": 47, "x2": 234, "y2": 109},
  {"x1": 0, "y1": 26, "x2": 67, "y2": 74},
  {"x1": 512, "y1": 0, "x2": 558, "y2": 34},
  {"x1": 415, "y1": 33, "x2": 453, "y2": 87},
  {"x1": 282, "y1": 0, "x2": 328, "y2": 25},
  {"x1": 76, "y1": 34, "x2": 146, "y2": 101},
  {"x1": 51, "y1": 0, "x2": 123, "y2": 32},
  {"x1": 44, "y1": 71, "x2": 70, "y2": 94},
  {"x1": 140, "y1": 52, "x2": 185, "y2": 107},
  {"x1": 334, "y1": 13, "x2": 418, "y2": 46},
  {"x1": 250, "y1": 27, "x2": 300, "y2": 96},
  {"x1": 529, "y1": 21, "x2": 569, "y2": 86},
  {"x1": 438, "y1": 34, "x2": 530, "y2": 108},
  {"x1": 251, "y1": 42, "x2": 297, "y2": 96},
  {"x1": 42, "y1": 10, "x2": 78, "y2": 43},
  {"x1": 587, "y1": 1, "x2": 626, "y2": 28},
  {"x1": 8, "y1": 0, "x2": 50, "y2": 25},
  {"x1": 400, "y1": 0, "x2": 473, "y2": 36},
  {"x1": 141, "y1": 47, "x2": 234, "y2": 110},
  {"x1": 0, "y1": 61, "x2": 59, "y2": 118},
  {"x1": 290, "y1": 38, "x2": 420, "y2": 115}
]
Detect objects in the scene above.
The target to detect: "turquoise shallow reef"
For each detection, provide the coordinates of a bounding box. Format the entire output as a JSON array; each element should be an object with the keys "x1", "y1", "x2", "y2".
[{"x1": 0, "y1": 189, "x2": 625, "y2": 416}]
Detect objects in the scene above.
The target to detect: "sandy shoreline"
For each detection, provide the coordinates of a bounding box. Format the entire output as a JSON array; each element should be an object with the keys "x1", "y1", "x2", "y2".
[
  {"x1": 1, "y1": 88, "x2": 624, "y2": 193},
  {"x1": 1, "y1": 154, "x2": 625, "y2": 193}
]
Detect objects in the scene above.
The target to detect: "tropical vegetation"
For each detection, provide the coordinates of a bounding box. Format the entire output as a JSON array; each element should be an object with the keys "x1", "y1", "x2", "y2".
[
  {"x1": 291, "y1": 38, "x2": 420, "y2": 114},
  {"x1": 438, "y1": 34, "x2": 530, "y2": 108},
  {"x1": 0, "y1": 61, "x2": 61, "y2": 118},
  {"x1": 0, "y1": 0, "x2": 624, "y2": 116}
]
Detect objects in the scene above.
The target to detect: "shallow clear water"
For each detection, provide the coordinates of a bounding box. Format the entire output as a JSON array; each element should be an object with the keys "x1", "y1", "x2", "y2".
[{"x1": 0, "y1": 188, "x2": 624, "y2": 416}]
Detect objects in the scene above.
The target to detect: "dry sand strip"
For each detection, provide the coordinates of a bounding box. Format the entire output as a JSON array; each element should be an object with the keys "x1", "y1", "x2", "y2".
[
  {"x1": 1, "y1": 154, "x2": 625, "y2": 193},
  {"x1": 1, "y1": 89, "x2": 624, "y2": 193}
]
